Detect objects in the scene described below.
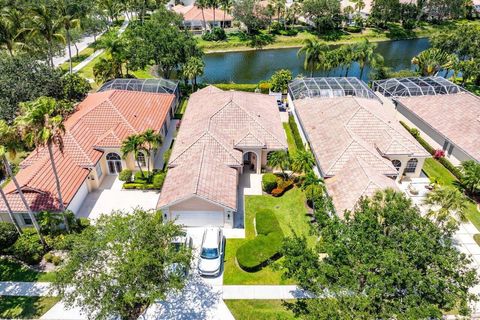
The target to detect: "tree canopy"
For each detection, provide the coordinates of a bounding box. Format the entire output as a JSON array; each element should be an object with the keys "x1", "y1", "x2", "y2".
[
  {"x1": 281, "y1": 189, "x2": 478, "y2": 319},
  {"x1": 54, "y1": 209, "x2": 193, "y2": 320}
]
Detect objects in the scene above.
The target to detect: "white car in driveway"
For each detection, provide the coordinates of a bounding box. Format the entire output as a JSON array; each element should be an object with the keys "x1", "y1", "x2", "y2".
[{"x1": 198, "y1": 227, "x2": 224, "y2": 277}]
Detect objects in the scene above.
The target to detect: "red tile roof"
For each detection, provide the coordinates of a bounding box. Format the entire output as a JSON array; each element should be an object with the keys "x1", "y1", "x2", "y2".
[
  {"x1": 1, "y1": 90, "x2": 175, "y2": 213},
  {"x1": 172, "y1": 5, "x2": 233, "y2": 22}
]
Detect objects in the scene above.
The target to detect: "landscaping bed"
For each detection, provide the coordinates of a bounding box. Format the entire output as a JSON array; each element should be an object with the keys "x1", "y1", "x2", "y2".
[
  {"x1": 223, "y1": 188, "x2": 315, "y2": 285},
  {"x1": 0, "y1": 296, "x2": 60, "y2": 319},
  {"x1": 120, "y1": 170, "x2": 166, "y2": 190}
]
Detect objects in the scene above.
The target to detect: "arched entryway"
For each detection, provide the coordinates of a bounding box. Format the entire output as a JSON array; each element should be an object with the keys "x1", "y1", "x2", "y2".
[
  {"x1": 243, "y1": 151, "x2": 259, "y2": 173},
  {"x1": 106, "y1": 152, "x2": 123, "y2": 174}
]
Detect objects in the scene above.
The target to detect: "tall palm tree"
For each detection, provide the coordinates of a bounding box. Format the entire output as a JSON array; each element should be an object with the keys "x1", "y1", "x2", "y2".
[
  {"x1": 183, "y1": 57, "x2": 205, "y2": 92},
  {"x1": 271, "y1": 0, "x2": 285, "y2": 25},
  {"x1": 0, "y1": 7, "x2": 24, "y2": 56},
  {"x1": 140, "y1": 129, "x2": 162, "y2": 176},
  {"x1": 98, "y1": 32, "x2": 125, "y2": 75},
  {"x1": 0, "y1": 121, "x2": 44, "y2": 243},
  {"x1": 352, "y1": 0, "x2": 365, "y2": 13},
  {"x1": 297, "y1": 39, "x2": 329, "y2": 77},
  {"x1": 57, "y1": 1, "x2": 81, "y2": 74},
  {"x1": 220, "y1": 0, "x2": 232, "y2": 28},
  {"x1": 121, "y1": 134, "x2": 146, "y2": 177},
  {"x1": 354, "y1": 39, "x2": 383, "y2": 80},
  {"x1": 340, "y1": 44, "x2": 356, "y2": 76},
  {"x1": 301, "y1": 170, "x2": 324, "y2": 191},
  {"x1": 411, "y1": 48, "x2": 453, "y2": 76},
  {"x1": 209, "y1": 0, "x2": 218, "y2": 27},
  {"x1": 16, "y1": 97, "x2": 70, "y2": 232},
  {"x1": 291, "y1": 149, "x2": 315, "y2": 174},
  {"x1": 93, "y1": 57, "x2": 119, "y2": 83},
  {"x1": 197, "y1": 0, "x2": 208, "y2": 30},
  {"x1": 267, "y1": 150, "x2": 291, "y2": 178},
  {"x1": 29, "y1": 3, "x2": 65, "y2": 67},
  {"x1": 424, "y1": 186, "x2": 468, "y2": 230}
]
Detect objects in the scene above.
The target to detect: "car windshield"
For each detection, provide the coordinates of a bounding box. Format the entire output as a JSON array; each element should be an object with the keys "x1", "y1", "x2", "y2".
[{"x1": 201, "y1": 247, "x2": 219, "y2": 259}]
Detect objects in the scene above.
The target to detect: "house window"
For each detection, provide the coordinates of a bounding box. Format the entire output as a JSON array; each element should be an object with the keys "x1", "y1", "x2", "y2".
[
  {"x1": 137, "y1": 152, "x2": 146, "y2": 167},
  {"x1": 96, "y1": 163, "x2": 103, "y2": 179},
  {"x1": 21, "y1": 213, "x2": 32, "y2": 225},
  {"x1": 392, "y1": 160, "x2": 402, "y2": 171},
  {"x1": 405, "y1": 158, "x2": 418, "y2": 173}
]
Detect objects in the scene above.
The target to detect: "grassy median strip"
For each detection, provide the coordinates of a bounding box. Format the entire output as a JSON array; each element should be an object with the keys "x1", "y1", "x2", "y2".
[{"x1": 225, "y1": 300, "x2": 297, "y2": 320}]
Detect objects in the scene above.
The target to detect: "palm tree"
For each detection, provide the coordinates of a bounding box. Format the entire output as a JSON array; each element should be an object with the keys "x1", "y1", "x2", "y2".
[
  {"x1": 140, "y1": 129, "x2": 162, "y2": 176},
  {"x1": 16, "y1": 97, "x2": 71, "y2": 232},
  {"x1": 57, "y1": 1, "x2": 81, "y2": 74},
  {"x1": 267, "y1": 150, "x2": 291, "y2": 178},
  {"x1": 0, "y1": 7, "x2": 24, "y2": 56},
  {"x1": 29, "y1": 3, "x2": 65, "y2": 67},
  {"x1": 424, "y1": 186, "x2": 468, "y2": 230},
  {"x1": 208, "y1": 0, "x2": 218, "y2": 27},
  {"x1": 97, "y1": 32, "x2": 125, "y2": 75},
  {"x1": 354, "y1": 39, "x2": 383, "y2": 80},
  {"x1": 459, "y1": 160, "x2": 480, "y2": 196},
  {"x1": 0, "y1": 121, "x2": 44, "y2": 243},
  {"x1": 301, "y1": 170, "x2": 324, "y2": 190},
  {"x1": 352, "y1": 0, "x2": 366, "y2": 13},
  {"x1": 220, "y1": 0, "x2": 232, "y2": 28},
  {"x1": 297, "y1": 39, "x2": 329, "y2": 77},
  {"x1": 291, "y1": 149, "x2": 315, "y2": 174},
  {"x1": 121, "y1": 134, "x2": 146, "y2": 177},
  {"x1": 411, "y1": 48, "x2": 453, "y2": 76},
  {"x1": 93, "y1": 57, "x2": 119, "y2": 83},
  {"x1": 271, "y1": 0, "x2": 285, "y2": 25},
  {"x1": 340, "y1": 44, "x2": 356, "y2": 76},
  {"x1": 197, "y1": 0, "x2": 208, "y2": 30},
  {"x1": 0, "y1": 185, "x2": 21, "y2": 234},
  {"x1": 183, "y1": 57, "x2": 205, "y2": 92}
]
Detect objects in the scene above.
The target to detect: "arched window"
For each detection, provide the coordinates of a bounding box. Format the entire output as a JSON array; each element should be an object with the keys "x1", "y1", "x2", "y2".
[
  {"x1": 405, "y1": 158, "x2": 418, "y2": 173},
  {"x1": 106, "y1": 153, "x2": 121, "y2": 160},
  {"x1": 391, "y1": 160, "x2": 402, "y2": 171},
  {"x1": 106, "y1": 153, "x2": 122, "y2": 174},
  {"x1": 137, "y1": 152, "x2": 146, "y2": 167}
]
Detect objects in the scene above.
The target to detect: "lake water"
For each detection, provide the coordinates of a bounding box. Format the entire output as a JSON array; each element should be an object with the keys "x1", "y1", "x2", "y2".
[{"x1": 201, "y1": 38, "x2": 431, "y2": 83}]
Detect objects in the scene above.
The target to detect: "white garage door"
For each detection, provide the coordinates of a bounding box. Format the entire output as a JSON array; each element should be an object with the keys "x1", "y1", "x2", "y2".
[{"x1": 172, "y1": 211, "x2": 224, "y2": 227}]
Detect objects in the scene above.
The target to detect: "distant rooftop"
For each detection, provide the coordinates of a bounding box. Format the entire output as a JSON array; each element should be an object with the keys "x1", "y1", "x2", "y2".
[
  {"x1": 372, "y1": 77, "x2": 465, "y2": 97},
  {"x1": 98, "y1": 78, "x2": 179, "y2": 97},
  {"x1": 288, "y1": 77, "x2": 379, "y2": 101}
]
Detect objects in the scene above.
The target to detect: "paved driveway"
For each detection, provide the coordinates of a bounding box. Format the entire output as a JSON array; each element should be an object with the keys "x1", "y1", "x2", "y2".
[{"x1": 77, "y1": 176, "x2": 159, "y2": 220}]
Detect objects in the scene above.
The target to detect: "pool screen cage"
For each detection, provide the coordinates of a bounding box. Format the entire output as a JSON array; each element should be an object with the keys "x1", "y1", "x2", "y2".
[
  {"x1": 371, "y1": 77, "x2": 465, "y2": 98},
  {"x1": 98, "y1": 78, "x2": 180, "y2": 100},
  {"x1": 288, "y1": 77, "x2": 379, "y2": 101}
]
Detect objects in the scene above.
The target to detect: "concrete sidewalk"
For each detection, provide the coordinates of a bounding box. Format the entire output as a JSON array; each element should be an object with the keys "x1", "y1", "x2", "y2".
[
  {"x1": 222, "y1": 285, "x2": 312, "y2": 300},
  {"x1": 0, "y1": 281, "x2": 54, "y2": 296}
]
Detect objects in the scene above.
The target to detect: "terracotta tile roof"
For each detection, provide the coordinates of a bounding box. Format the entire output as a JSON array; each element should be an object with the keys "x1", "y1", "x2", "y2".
[
  {"x1": 294, "y1": 96, "x2": 428, "y2": 177},
  {"x1": 0, "y1": 90, "x2": 175, "y2": 213},
  {"x1": 397, "y1": 92, "x2": 480, "y2": 162},
  {"x1": 172, "y1": 5, "x2": 233, "y2": 22},
  {"x1": 326, "y1": 158, "x2": 398, "y2": 216},
  {"x1": 159, "y1": 86, "x2": 287, "y2": 210}
]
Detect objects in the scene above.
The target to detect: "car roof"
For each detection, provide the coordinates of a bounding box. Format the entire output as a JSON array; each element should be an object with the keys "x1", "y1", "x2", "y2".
[{"x1": 203, "y1": 227, "x2": 220, "y2": 248}]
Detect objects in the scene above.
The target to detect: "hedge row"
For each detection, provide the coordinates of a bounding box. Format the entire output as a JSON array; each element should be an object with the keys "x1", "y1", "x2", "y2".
[
  {"x1": 288, "y1": 115, "x2": 305, "y2": 152},
  {"x1": 400, "y1": 121, "x2": 462, "y2": 180},
  {"x1": 213, "y1": 82, "x2": 271, "y2": 94},
  {"x1": 236, "y1": 209, "x2": 284, "y2": 272}
]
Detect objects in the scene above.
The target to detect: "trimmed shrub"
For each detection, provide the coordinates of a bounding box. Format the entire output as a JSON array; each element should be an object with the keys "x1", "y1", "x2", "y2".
[
  {"x1": 119, "y1": 169, "x2": 132, "y2": 182},
  {"x1": 344, "y1": 25, "x2": 362, "y2": 33},
  {"x1": 262, "y1": 173, "x2": 277, "y2": 193},
  {"x1": 236, "y1": 209, "x2": 284, "y2": 272},
  {"x1": 11, "y1": 228, "x2": 45, "y2": 265},
  {"x1": 46, "y1": 233, "x2": 77, "y2": 251},
  {"x1": 134, "y1": 171, "x2": 147, "y2": 183},
  {"x1": 288, "y1": 116, "x2": 305, "y2": 151},
  {"x1": 0, "y1": 222, "x2": 19, "y2": 252},
  {"x1": 51, "y1": 255, "x2": 62, "y2": 266},
  {"x1": 152, "y1": 172, "x2": 166, "y2": 189},
  {"x1": 44, "y1": 252, "x2": 54, "y2": 263},
  {"x1": 305, "y1": 184, "x2": 323, "y2": 204},
  {"x1": 214, "y1": 83, "x2": 257, "y2": 92},
  {"x1": 76, "y1": 217, "x2": 90, "y2": 230},
  {"x1": 123, "y1": 183, "x2": 155, "y2": 190},
  {"x1": 201, "y1": 27, "x2": 227, "y2": 41}
]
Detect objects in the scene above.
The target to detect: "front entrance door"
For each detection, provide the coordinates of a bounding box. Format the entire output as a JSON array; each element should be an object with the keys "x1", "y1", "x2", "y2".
[{"x1": 106, "y1": 153, "x2": 123, "y2": 174}]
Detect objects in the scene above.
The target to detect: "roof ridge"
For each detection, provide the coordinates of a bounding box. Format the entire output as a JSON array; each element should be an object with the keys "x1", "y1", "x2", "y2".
[
  {"x1": 66, "y1": 131, "x2": 95, "y2": 166},
  {"x1": 168, "y1": 131, "x2": 209, "y2": 166},
  {"x1": 106, "y1": 94, "x2": 138, "y2": 134},
  {"x1": 194, "y1": 145, "x2": 207, "y2": 195},
  {"x1": 206, "y1": 131, "x2": 242, "y2": 165},
  {"x1": 235, "y1": 130, "x2": 264, "y2": 147}
]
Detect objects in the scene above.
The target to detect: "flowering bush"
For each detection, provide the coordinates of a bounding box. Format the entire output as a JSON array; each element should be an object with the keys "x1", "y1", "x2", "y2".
[{"x1": 434, "y1": 149, "x2": 445, "y2": 159}]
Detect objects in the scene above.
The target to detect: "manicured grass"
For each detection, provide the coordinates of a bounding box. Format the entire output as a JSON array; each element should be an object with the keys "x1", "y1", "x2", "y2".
[
  {"x1": 0, "y1": 258, "x2": 56, "y2": 282},
  {"x1": 225, "y1": 300, "x2": 297, "y2": 320},
  {"x1": 283, "y1": 123, "x2": 297, "y2": 155},
  {"x1": 224, "y1": 188, "x2": 314, "y2": 284},
  {"x1": 0, "y1": 296, "x2": 60, "y2": 319},
  {"x1": 77, "y1": 51, "x2": 105, "y2": 80},
  {"x1": 59, "y1": 47, "x2": 95, "y2": 71},
  {"x1": 474, "y1": 234, "x2": 480, "y2": 246}
]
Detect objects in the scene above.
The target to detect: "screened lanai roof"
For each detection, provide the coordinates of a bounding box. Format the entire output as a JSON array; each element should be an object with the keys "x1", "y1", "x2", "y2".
[
  {"x1": 98, "y1": 78, "x2": 179, "y2": 97},
  {"x1": 371, "y1": 77, "x2": 465, "y2": 97},
  {"x1": 288, "y1": 77, "x2": 378, "y2": 100}
]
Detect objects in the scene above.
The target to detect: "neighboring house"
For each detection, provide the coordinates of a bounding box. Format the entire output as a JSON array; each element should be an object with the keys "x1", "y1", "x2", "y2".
[
  {"x1": 341, "y1": 0, "x2": 417, "y2": 17},
  {"x1": 157, "y1": 86, "x2": 287, "y2": 228},
  {"x1": 372, "y1": 77, "x2": 480, "y2": 165},
  {"x1": 288, "y1": 77, "x2": 430, "y2": 216},
  {"x1": 0, "y1": 80, "x2": 178, "y2": 227},
  {"x1": 171, "y1": 5, "x2": 233, "y2": 30}
]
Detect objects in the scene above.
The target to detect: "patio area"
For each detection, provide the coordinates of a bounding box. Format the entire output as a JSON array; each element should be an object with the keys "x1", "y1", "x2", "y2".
[{"x1": 76, "y1": 175, "x2": 159, "y2": 221}]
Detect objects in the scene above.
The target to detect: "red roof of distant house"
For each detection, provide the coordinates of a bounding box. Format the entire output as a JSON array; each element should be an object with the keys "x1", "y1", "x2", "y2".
[
  {"x1": 172, "y1": 5, "x2": 233, "y2": 22},
  {"x1": 0, "y1": 90, "x2": 175, "y2": 213}
]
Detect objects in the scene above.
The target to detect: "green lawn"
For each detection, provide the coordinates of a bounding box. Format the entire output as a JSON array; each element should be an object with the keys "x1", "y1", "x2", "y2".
[
  {"x1": 225, "y1": 300, "x2": 297, "y2": 320},
  {"x1": 77, "y1": 51, "x2": 105, "y2": 80},
  {"x1": 0, "y1": 258, "x2": 56, "y2": 282},
  {"x1": 224, "y1": 188, "x2": 314, "y2": 285},
  {"x1": 422, "y1": 159, "x2": 480, "y2": 231},
  {"x1": 0, "y1": 296, "x2": 60, "y2": 319},
  {"x1": 59, "y1": 47, "x2": 95, "y2": 71},
  {"x1": 283, "y1": 123, "x2": 297, "y2": 155}
]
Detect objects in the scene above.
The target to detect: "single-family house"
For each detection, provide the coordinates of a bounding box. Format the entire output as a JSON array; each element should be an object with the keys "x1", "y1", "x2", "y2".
[
  {"x1": 157, "y1": 86, "x2": 287, "y2": 228},
  {"x1": 0, "y1": 79, "x2": 179, "y2": 227},
  {"x1": 372, "y1": 77, "x2": 480, "y2": 165},
  {"x1": 171, "y1": 5, "x2": 233, "y2": 29},
  {"x1": 288, "y1": 77, "x2": 430, "y2": 216}
]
